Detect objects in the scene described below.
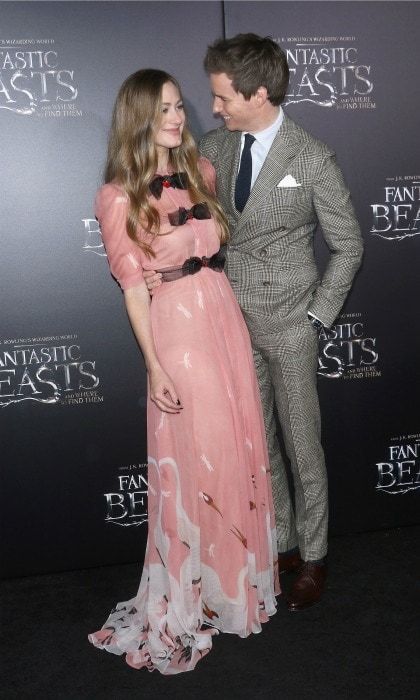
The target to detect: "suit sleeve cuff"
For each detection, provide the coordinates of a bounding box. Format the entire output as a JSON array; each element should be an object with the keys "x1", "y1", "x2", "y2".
[{"x1": 308, "y1": 311, "x2": 323, "y2": 323}]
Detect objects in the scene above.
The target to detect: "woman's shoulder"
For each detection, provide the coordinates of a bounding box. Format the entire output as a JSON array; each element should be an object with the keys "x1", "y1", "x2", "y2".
[{"x1": 95, "y1": 181, "x2": 128, "y2": 217}]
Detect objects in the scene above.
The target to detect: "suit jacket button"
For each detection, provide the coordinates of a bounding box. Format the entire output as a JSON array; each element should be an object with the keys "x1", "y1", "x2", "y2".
[
  {"x1": 260, "y1": 248, "x2": 268, "y2": 257},
  {"x1": 262, "y1": 281, "x2": 270, "y2": 286}
]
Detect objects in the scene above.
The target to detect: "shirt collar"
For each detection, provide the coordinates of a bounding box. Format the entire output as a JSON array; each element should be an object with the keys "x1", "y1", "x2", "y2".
[{"x1": 242, "y1": 106, "x2": 284, "y2": 150}]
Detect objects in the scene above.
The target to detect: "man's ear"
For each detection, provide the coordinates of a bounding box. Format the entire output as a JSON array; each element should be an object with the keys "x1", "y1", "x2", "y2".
[{"x1": 255, "y1": 86, "x2": 269, "y2": 105}]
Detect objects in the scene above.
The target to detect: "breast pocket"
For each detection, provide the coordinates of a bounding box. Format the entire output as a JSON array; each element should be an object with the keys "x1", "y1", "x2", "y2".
[{"x1": 263, "y1": 186, "x2": 312, "y2": 230}]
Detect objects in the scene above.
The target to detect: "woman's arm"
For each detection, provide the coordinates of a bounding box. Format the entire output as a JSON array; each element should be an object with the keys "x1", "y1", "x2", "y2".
[
  {"x1": 95, "y1": 184, "x2": 181, "y2": 413},
  {"x1": 124, "y1": 282, "x2": 182, "y2": 414}
]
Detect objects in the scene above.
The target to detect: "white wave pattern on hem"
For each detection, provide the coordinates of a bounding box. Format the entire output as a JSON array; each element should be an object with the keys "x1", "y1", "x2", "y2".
[{"x1": 89, "y1": 457, "x2": 278, "y2": 674}]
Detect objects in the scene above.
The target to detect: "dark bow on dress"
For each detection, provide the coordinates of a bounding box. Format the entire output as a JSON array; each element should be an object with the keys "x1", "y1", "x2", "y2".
[
  {"x1": 149, "y1": 172, "x2": 188, "y2": 199},
  {"x1": 156, "y1": 249, "x2": 226, "y2": 282},
  {"x1": 181, "y1": 251, "x2": 225, "y2": 275},
  {"x1": 168, "y1": 203, "x2": 211, "y2": 226}
]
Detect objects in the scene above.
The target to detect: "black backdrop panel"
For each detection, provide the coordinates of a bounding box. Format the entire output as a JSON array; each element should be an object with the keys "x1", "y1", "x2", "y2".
[
  {"x1": 1, "y1": 2, "x2": 418, "y2": 578},
  {"x1": 1, "y1": 1, "x2": 224, "y2": 577}
]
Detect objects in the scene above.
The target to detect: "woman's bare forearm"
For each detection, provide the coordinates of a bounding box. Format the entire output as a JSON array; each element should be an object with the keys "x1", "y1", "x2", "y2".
[
  {"x1": 124, "y1": 282, "x2": 161, "y2": 373},
  {"x1": 124, "y1": 282, "x2": 182, "y2": 413}
]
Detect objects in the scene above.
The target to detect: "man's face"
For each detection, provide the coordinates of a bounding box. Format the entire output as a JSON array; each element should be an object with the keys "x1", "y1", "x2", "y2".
[{"x1": 210, "y1": 72, "x2": 259, "y2": 132}]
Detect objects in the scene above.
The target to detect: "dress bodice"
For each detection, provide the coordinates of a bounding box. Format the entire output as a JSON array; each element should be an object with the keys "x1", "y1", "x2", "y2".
[{"x1": 95, "y1": 158, "x2": 220, "y2": 290}]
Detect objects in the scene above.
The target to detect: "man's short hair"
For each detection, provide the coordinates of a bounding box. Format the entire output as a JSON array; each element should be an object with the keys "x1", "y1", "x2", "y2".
[{"x1": 204, "y1": 33, "x2": 289, "y2": 106}]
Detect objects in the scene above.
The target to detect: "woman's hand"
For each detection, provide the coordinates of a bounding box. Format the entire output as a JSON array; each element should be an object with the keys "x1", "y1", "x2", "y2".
[
  {"x1": 149, "y1": 367, "x2": 183, "y2": 413},
  {"x1": 143, "y1": 269, "x2": 162, "y2": 296}
]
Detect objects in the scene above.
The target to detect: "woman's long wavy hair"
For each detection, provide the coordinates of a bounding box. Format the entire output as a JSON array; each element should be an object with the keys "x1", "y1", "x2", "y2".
[{"x1": 105, "y1": 69, "x2": 229, "y2": 257}]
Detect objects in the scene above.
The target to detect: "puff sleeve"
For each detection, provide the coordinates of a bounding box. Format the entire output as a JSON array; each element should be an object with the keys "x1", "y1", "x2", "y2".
[{"x1": 95, "y1": 184, "x2": 145, "y2": 290}]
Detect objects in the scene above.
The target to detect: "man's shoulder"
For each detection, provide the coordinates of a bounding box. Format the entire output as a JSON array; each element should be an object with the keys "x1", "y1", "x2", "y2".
[
  {"x1": 283, "y1": 114, "x2": 333, "y2": 157},
  {"x1": 199, "y1": 125, "x2": 232, "y2": 151}
]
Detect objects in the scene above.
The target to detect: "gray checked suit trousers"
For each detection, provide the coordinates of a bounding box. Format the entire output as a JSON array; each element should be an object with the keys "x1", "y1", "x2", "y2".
[{"x1": 200, "y1": 115, "x2": 363, "y2": 561}]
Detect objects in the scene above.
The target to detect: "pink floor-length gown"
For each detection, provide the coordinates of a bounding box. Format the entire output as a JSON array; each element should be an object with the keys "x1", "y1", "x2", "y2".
[{"x1": 88, "y1": 158, "x2": 280, "y2": 674}]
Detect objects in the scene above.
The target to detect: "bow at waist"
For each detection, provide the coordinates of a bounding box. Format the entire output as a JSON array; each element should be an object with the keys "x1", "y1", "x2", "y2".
[{"x1": 155, "y1": 250, "x2": 225, "y2": 282}]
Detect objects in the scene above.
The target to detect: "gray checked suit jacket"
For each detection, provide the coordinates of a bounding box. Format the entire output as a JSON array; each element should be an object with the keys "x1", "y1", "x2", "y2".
[
  {"x1": 200, "y1": 115, "x2": 363, "y2": 559},
  {"x1": 199, "y1": 115, "x2": 364, "y2": 335}
]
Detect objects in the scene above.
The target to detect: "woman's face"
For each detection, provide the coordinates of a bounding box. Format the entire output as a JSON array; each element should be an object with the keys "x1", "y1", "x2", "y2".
[{"x1": 154, "y1": 81, "x2": 185, "y2": 153}]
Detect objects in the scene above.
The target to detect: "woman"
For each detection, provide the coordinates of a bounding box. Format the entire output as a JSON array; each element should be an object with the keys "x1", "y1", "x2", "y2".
[{"x1": 88, "y1": 69, "x2": 279, "y2": 675}]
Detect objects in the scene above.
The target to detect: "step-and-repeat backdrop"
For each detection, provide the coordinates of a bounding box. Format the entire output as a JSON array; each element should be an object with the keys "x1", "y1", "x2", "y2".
[{"x1": 2, "y1": 1, "x2": 419, "y2": 577}]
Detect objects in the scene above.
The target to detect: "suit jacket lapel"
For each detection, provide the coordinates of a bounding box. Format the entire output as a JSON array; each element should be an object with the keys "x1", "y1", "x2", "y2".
[
  {"x1": 235, "y1": 115, "x2": 306, "y2": 234},
  {"x1": 227, "y1": 131, "x2": 242, "y2": 212}
]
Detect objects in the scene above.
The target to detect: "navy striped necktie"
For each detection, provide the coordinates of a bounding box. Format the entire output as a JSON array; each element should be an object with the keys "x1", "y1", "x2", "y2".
[{"x1": 235, "y1": 133, "x2": 255, "y2": 212}]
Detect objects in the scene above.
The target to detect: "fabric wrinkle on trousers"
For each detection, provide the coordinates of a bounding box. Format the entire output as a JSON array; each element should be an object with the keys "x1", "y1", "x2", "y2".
[{"x1": 252, "y1": 319, "x2": 328, "y2": 562}]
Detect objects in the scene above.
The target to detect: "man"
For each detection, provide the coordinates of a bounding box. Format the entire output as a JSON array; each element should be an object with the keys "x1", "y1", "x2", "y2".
[{"x1": 147, "y1": 34, "x2": 363, "y2": 610}]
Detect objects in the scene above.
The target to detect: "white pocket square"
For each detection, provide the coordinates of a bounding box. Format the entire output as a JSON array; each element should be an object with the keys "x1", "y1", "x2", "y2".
[{"x1": 277, "y1": 174, "x2": 301, "y2": 188}]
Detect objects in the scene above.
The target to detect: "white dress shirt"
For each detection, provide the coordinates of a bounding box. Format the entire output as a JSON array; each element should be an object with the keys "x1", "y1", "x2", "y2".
[{"x1": 238, "y1": 107, "x2": 284, "y2": 188}]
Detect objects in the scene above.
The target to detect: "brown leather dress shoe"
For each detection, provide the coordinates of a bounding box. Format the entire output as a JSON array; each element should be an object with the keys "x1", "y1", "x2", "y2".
[
  {"x1": 286, "y1": 562, "x2": 327, "y2": 611},
  {"x1": 277, "y1": 551, "x2": 303, "y2": 574}
]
